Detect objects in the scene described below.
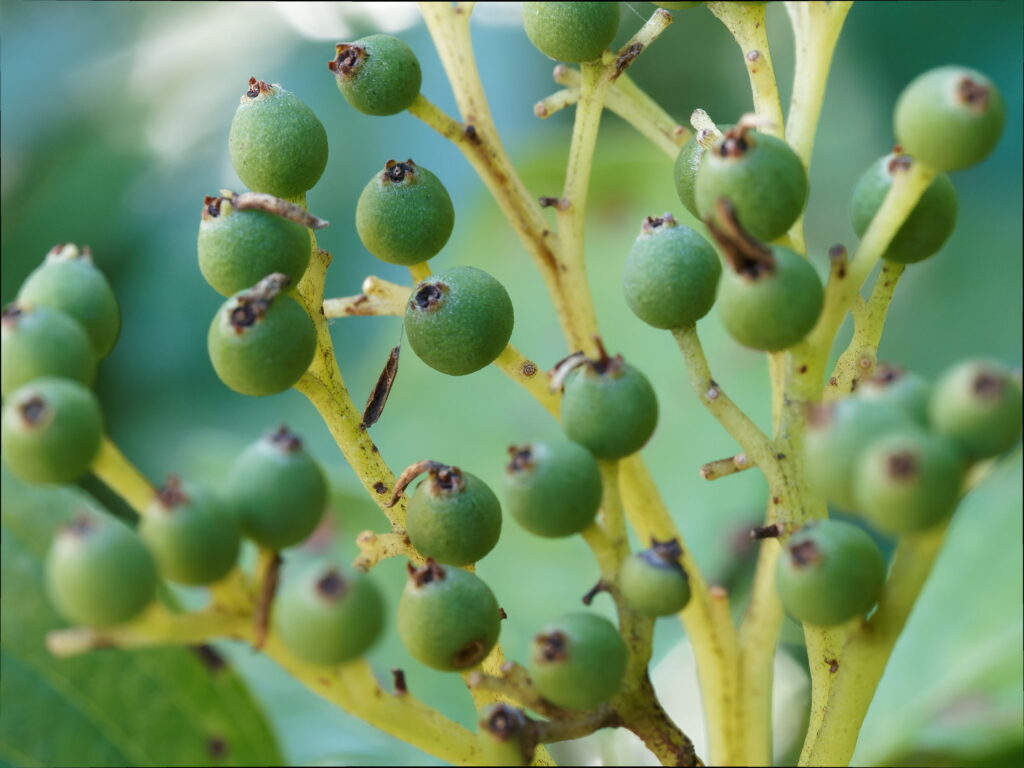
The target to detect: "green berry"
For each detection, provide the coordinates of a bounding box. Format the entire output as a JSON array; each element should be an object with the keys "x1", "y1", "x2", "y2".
[
  {"x1": 527, "y1": 612, "x2": 626, "y2": 710},
  {"x1": 197, "y1": 194, "x2": 311, "y2": 296},
  {"x1": 404, "y1": 266, "x2": 514, "y2": 376},
  {"x1": 225, "y1": 426, "x2": 327, "y2": 549},
  {"x1": 856, "y1": 363, "x2": 931, "y2": 425},
  {"x1": 673, "y1": 125, "x2": 733, "y2": 219},
  {"x1": 329, "y1": 35, "x2": 422, "y2": 117},
  {"x1": 45, "y1": 514, "x2": 157, "y2": 628},
  {"x1": 405, "y1": 463, "x2": 502, "y2": 566},
  {"x1": 622, "y1": 214, "x2": 721, "y2": 329},
  {"x1": 929, "y1": 359, "x2": 1023, "y2": 460},
  {"x1": 397, "y1": 560, "x2": 502, "y2": 671},
  {"x1": 894, "y1": 66, "x2": 1005, "y2": 172},
  {"x1": 696, "y1": 126, "x2": 808, "y2": 241},
  {"x1": 522, "y1": 2, "x2": 620, "y2": 63},
  {"x1": 1, "y1": 303, "x2": 96, "y2": 397},
  {"x1": 503, "y1": 439, "x2": 602, "y2": 538},
  {"x1": 139, "y1": 477, "x2": 241, "y2": 586},
  {"x1": 275, "y1": 563, "x2": 384, "y2": 666},
  {"x1": 619, "y1": 538, "x2": 692, "y2": 617},
  {"x1": 208, "y1": 274, "x2": 316, "y2": 396},
  {"x1": 1, "y1": 378, "x2": 103, "y2": 484},
  {"x1": 561, "y1": 352, "x2": 658, "y2": 459},
  {"x1": 478, "y1": 705, "x2": 535, "y2": 767},
  {"x1": 850, "y1": 154, "x2": 957, "y2": 264},
  {"x1": 228, "y1": 78, "x2": 328, "y2": 199},
  {"x1": 776, "y1": 520, "x2": 886, "y2": 627},
  {"x1": 356, "y1": 159, "x2": 455, "y2": 266},
  {"x1": 854, "y1": 429, "x2": 965, "y2": 534},
  {"x1": 17, "y1": 243, "x2": 120, "y2": 359}
]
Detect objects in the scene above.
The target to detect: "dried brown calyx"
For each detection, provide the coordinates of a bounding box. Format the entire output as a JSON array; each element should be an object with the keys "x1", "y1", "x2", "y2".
[
  {"x1": 328, "y1": 43, "x2": 367, "y2": 78},
  {"x1": 156, "y1": 474, "x2": 189, "y2": 510},
  {"x1": 227, "y1": 273, "x2": 290, "y2": 333},
  {"x1": 644, "y1": 537, "x2": 688, "y2": 576},
  {"x1": 716, "y1": 123, "x2": 755, "y2": 158},
  {"x1": 2, "y1": 302, "x2": 24, "y2": 326},
  {"x1": 506, "y1": 445, "x2": 535, "y2": 474},
  {"x1": 244, "y1": 77, "x2": 273, "y2": 100},
  {"x1": 412, "y1": 281, "x2": 445, "y2": 311},
  {"x1": 869, "y1": 363, "x2": 905, "y2": 388},
  {"x1": 886, "y1": 450, "x2": 919, "y2": 481},
  {"x1": 535, "y1": 630, "x2": 569, "y2": 663},
  {"x1": 64, "y1": 513, "x2": 97, "y2": 539},
  {"x1": 386, "y1": 460, "x2": 464, "y2": 508},
  {"x1": 972, "y1": 371, "x2": 1004, "y2": 400},
  {"x1": 705, "y1": 198, "x2": 776, "y2": 281},
  {"x1": 18, "y1": 396, "x2": 49, "y2": 427},
  {"x1": 46, "y1": 243, "x2": 92, "y2": 263},
  {"x1": 382, "y1": 159, "x2": 417, "y2": 185},
  {"x1": 202, "y1": 195, "x2": 227, "y2": 219},
  {"x1": 482, "y1": 704, "x2": 530, "y2": 740},
  {"x1": 887, "y1": 154, "x2": 914, "y2": 174},
  {"x1": 268, "y1": 424, "x2": 303, "y2": 453},
  {"x1": 407, "y1": 558, "x2": 446, "y2": 588},
  {"x1": 790, "y1": 539, "x2": 822, "y2": 568},
  {"x1": 957, "y1": 76, "x2": 990, "y2": 110},
  {"x1": 640, "y1": 212, "x2": 678, "y2": 236},
  {"x1": 315, "y1": 568, "x2": 349, "y2": 602}
]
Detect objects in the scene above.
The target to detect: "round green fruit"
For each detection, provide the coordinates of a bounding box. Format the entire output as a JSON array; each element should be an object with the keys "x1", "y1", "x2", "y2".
[
  {"x1": 929, "y1": 359, "x2": 1023, "y2": 459},
  {"x1": 356, "y1": 159, "x2": 454, "y2": 266},
  {"x1": 329, "y1": 34, "x2": 422, "y2": 116},
  {"x1": 404, "y1": 266, "x2": 514, "y2": 376},
  {"x1": 674, "y1": 124, "x2": 733, "y2": 219},
  {"x1": 622, "y1": 214, "x2": 721, "y2": 329},
  {"x1": 522, "y1": 2, "x2": 620, "y2": 63},
  {"x1": 619, "y1": 538, "x2": 692, "y2": 617},
  {"x1": 478, "y1": 704, "x2": 535, "y2": 767},
  {"x1": 1, "y1": 303, "x2": 96, "y2": 397},
  {"x1": 856, "y1": 363, "x2": 931, "y2": 425},
  {"x1": 527, "y1": 612, "x2": 626, "y2": 710}
]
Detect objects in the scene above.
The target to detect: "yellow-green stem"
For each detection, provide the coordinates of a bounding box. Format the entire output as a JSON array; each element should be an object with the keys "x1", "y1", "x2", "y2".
[
  {"x1": 89, "y1": 436, "x2": 155, "y2": 516},
  {"x1": 492, "y1": 345, "x2": 560, "y2": 418}
]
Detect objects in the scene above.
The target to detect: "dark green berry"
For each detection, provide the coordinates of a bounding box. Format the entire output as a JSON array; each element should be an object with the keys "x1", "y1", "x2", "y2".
[
  {"x1": 560, "y1": 350, "x2": 658, "y2": 459},
  {"x1": 397, "y1": 561, "x2": 502, "y2": 671},
  {"x1": 850, "y1": 154, "x2": 957, "y2": 264},
  {"x1": 894, "y1": 66, "x2": 1005, "y2": 172},
  {"x1": 275, "y1": 562, "x2": 384, "y2": 666},
  {"x1": 696, "y1": 126, "x2": 808, "y2": 241},
  {"x1": 1, "y1": 303, "x2": 96, "y2": 397},
  {"x1": 527, "y1": 612, "x2": 626, "y2": 710},
  {"x1": 45, "y1": 514, "x2": 157, "y2": 628},
  {"x1": 503, "y1": 439, "x2": 602, "y2": 538},
  {"x1": 208, "y1": 274, "x2": 316, "y2": 396},
  {"x1": 478, "y1": 705, "x2": 535, "y2": 767},
  {"x1": 522, "y1": 2, "x2": 620, "y2": 63},
  {"x1": 622, "y1": 214, "x2": 721, "y2": 329},
  {"x1": 225, "y1": 426, "x2": 327, "y2": 549},
  {"x1": 1, "y1": 378, "x2": 103, "y2": 484},
  {"x1": 929, "y1": 359, "x2": 1023, "y2": 460},
  {"x1": 228, "y1": 78, "x2": 329, "y2": 199},
  {"x1": 776, "y1": 520, "x2": 886, "y2": 627},
  {"x1": 856, "y1": 363, "x2": 931, "y2": 425},
  {"x1": 329, "y1": 35, "x2": 422, "y2": 116},
  {"x1": 404, "y1": 463, "x2": 502, "y2": 566},
  {"x1": 356, "y1": 159, "x2": 454, "y2": 266},
  {"x1": 673, "y1": 124, "x2": 734, "y2": 219},
  {"x1": 619, "y1": 538, "x2": 692, "y2": 617},
  {"x1": 197, "y1": 194, "x2": 311, "y2": 296},
  {"x1": 17, "y1": 243, "x2": 120, "y2": 359},
  {"x1": 404, "y1": 266, "x2": 514, "y2": 376}
]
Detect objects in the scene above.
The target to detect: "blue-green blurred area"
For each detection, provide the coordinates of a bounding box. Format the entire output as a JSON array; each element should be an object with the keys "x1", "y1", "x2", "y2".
[{"x1": 1, "y1": 1, "x2": 1021, "y2": 766}]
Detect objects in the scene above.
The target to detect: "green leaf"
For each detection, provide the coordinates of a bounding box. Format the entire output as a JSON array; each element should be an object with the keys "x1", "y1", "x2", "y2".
[{"x1": 0, "y1": 471, "x2": 283, "y2": 767}]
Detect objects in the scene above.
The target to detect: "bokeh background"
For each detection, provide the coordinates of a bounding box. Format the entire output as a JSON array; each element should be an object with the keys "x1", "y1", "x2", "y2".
[{"x1": 1, "y1": 1, "x2": 1021, "y2": 766}]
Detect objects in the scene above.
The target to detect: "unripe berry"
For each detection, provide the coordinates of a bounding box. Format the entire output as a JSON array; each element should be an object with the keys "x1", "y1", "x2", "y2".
[
  {"x1": 776, "y1": 520, "x2": 886, "y2": 627},
  {"x1": 1, "y1": 378, "x2": 103, "y2": 484},
  {"x1": 522, "y1": 2, "x2": 620, "y2": 63},
  {"x1": 1, "y1": 303, "x2": 96, "y2": 397},
  {"x1": 275, "y1": 562, "x2": 384, "y2": 666},
  {"x1": 619, "y1": 538, "x2": 692, "y2": 617},
  {"x1": 356, "y1": 160, "x2": 454, "y2": 266},
  {"x1": 228, "y1": 79, "x2": 328, "y2": 199},
  {"x1": 329, "y1": 35, "x2": 422, "y2": 116},
  {"x1": 404, "y1": 266, "x2": 514, "y2": 376},
  {"x1": 929, "y1": 359, "x2": 1023, "y2": 460},
  {"x1": 17, "y1": 244, "x2": 120, "y2": 359},
  {"x1": 207, "y1": 274, "x2": 317, "y2": 396},
  {"x1": 397, "y1": 561, "x2": 502, "y2": 671},
  {"x1": 856, "y1": 363, "x2": 931, "y2": 425},
  {"x1": 622, "y1": 214, "x2": 721, "y2": 329},
  {"x1": 527, "y1": 612, "x2": 626, "y2": 710},
  {"x1": 673, "y1": 125, "x2": 734, "y2": 219},
  {"x1": 503, "y1": 439, "x2": 602, "y2": 538},
  {"x1": 478, "y1": 705, "x2": 535, "y2": 767},
  {"x1": 45, "y1": 514, "x2": 157, "y2": 628}
]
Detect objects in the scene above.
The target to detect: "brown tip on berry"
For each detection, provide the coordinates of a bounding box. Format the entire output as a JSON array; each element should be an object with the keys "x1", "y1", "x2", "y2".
[
  {"x1": 886, "y1": 450, "x2": 919, "y2": 481},
  {"x1": 18, "y1": 396, "x2": 48, "y2": 427},
  {"x1": 972, "y1": 372, "x2": 1004, "y2": 400},
  {"x1": 483, "y1": 704, "x2": 527, "y2": 740},
  {"x1": 156, "y1": 475, "x2": 189, "y2": 509},
  {"x1": 641, "y1": 213, "x2": 678, "y2": 235},
  {"x1": 428, "y1": 464, "x2": 464, "y2": 495},
  {"x1": 719, "y1": 124, "x2": 753, "y2": 157},
  {"x1": 957, "y1": 76, "x2": 990, "y2": 110},
  {"x1": 506, "y1": 445, "x2": 534, "y2": 474},
  {"x1": 650, "y1": 537, "x2": 684, "y2": 564},
  {"x1": 65, "y1": 513, "x2": 96, "y2": 538},
  {"x1": 382, "y1": 159, "x2": 417, "y2": 184},
  {"x1": 790, "y1": 539, "x2": 822, "y2": 568},
  {"x1": 268, "y1": 424, "x2": 303, "y2": 453},
  {"x1": 203, "y1": 195, "x2": 226, "y2": 219},
  {"x1": 536, "y1": 630, "x2": 568, "y2": 663},
  {"x1": 2, "y1": 302, "x2": 24, "y2": 326},
  {"x1": 412, "y1": 282, "x2": 444, "y2": 311},
  {"x1": 329, "y1": 42, "x2": 366, "y2": 77},
  {"x1": 888, "y1": 154, "x2": 913, "y2": 174},
  {"x1": 408, "y1": 558, "x2": 446, "y2": 587},
  {"x1": 315, "y1": 568, "x2": 348, "y2": 600},
  {"x1": 870, "y1": 363, "x2": 904, "y2": 387}
]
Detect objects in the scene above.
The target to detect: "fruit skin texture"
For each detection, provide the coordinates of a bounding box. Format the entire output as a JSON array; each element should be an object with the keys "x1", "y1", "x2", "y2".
[
  {"x1": 406, "y1": 466, "x2": 502, "y2": 566},
  {"x1": 528, "y1": 612, "x2": 627, "y2": 710},
  {"x1": 197, "y1": 196, "x2": 311, "y2": 296},
  {"x1": 776, "y1": 520, "x2": 886, "y2": 627},
  {"x1": 696, "y1": 130, "x2": 808, "y2": 241},
  {"x1": 561, "y1": 357, "x2": 658, "y2": 459},
  {"x1": 503, "y1": 439, "x2": 602, "y2": 538},
  {"x1": 275, "y1": 563, "x2": 384, "y2": 666},
  {"x1": 619, "y1": 541, "x2": 692, "y2": 617},
  {"x1": 718, "y1": 246, "x2": 823, "y2": 351},
  {"x1": 850, "y1": 155, "x2": 957, "y2": 264},
  {"x1": 356, "y1": 160, "x2": 454, "y2": 266},
  {"x1": 1, "y1": 304, "x2": 96, "y2": 397},
  {"x1": 1, "y1": 378, "x2": 103, "y2": 484},
  {"x1": 330, "y1": 34, "x2": 422, "y2": 117},
  {"x1": 225, "y1": 426, "x2": 327, "y2": 549},
  {"x1": 404, "y1": 266, "x2": 514, "y2": 376},
  {"x1": 622, "y1": 215, "x2": 721, "y2": 329},
  {"x1": 397, "y1": 562, "x2": 502, "y2": 671},
  {"x1": 139, "y1": 480, "x2": 241, "y2": 586},
  {"x1": 522, "y1": 2, "x2": 619, "y2": 63},
  {"x1": 18, "y1": 244, "x2": 120, "y2": 359},
  {"x1": 228, "y1": 79, "x2": 329, "y2": 199},
  {"x1": 856, "y1": 364, "x2": 931, "y2": 426},
  {"x1": 894, "y1": 66, "x2": 1005, "y2": 172},
  {"x1": 46, "y1": 515, "x2": 158, "y2": 628},
  {"x1": 854, "y1": 429, "x2": 965, "y2": 534},
  {"x1": 929, "y1": 359, "x2": 1023, "y2": 460}
]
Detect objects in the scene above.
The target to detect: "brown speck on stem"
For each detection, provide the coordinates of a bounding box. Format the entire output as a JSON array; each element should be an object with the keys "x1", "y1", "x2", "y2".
[
  {"x1": 536, "y1": 630, "x2": 568, "y2": 663},
  {"x1": 826, "y1": 657, "x2": 840, "y2": 674},
  {"x1": 957, "y1": 76, "x2": 990, "y2": 110},
  {"x1": 706, "y1": 199, "x2": 776, "y2": 280},
  {"x1": 383, "y1": 159, "x2": 417, "y2": 184},
  {"x1": 464, "y1": 124, "x2": 480, "y2": 144},
  {"x1": 329, "y1": 43, "x2": 366, "y2": 77},
  {"x1": 751, "y1": 523, "x2": 783, "y2": 540},
  {"x1": 858, "y1": 355, "x2": 874, "y2": 371},
  {"x1": 828, "y1": 244, "x2": 848, "y2": 278},
  {"x1": 373, "y1": 481, "x2": 387, "y2": 494},
  {"x1": 790, "y1": 540, "x2": 821, "y2": 568},
  {"x1": 972, "y1": 372, "x2": 1004, "y2": 400},
  {"x1": 746, "y1": 50, "x2": 761, "y2": 62},
  {"x1": 391, "y1": 668, "x2": 408, "y2": 694},
  {"x1": 156, "y1": 474, "x2": 188, "y2": 510},
  {"x1": 253, "y1": 551, "x2": 283, "y2": 649},
  {"x1": 797, "y1": 365, "x2": 808, "y2": 374},
  {"x1": 520, "y1": 360, "x2": 538, "y2": 377},
  {"x1": 613, "y1": 42, "x2": 644, "y2": 80},
  {"x1": 268, "y1": 425, "x2": 303, "y2": 453},
  {"x1": 887, "y1": 450, "x2": 919, "y2": 480},
  {"x1": 407, "y1": 559, "x2": 446, "y2": 587}
]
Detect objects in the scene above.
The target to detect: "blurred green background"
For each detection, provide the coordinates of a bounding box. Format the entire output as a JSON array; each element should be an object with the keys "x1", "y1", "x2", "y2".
[{"x1": 1, "y1": 1, "x2": 1021, "y2": 766}]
